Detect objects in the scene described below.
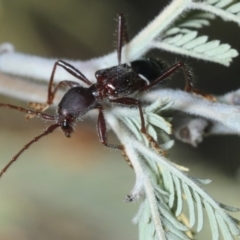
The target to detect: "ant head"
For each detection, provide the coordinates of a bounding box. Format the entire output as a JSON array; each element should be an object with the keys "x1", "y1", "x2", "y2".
[
  {"x1": 95, "y1": 69, "x2": 108, "y2": 82},
  {"x1": 95, "y1": 66, "x2": 117, "y2": 82},
  {"x1": 56, "y1": 86, "x2": 97, "y2": 137}
]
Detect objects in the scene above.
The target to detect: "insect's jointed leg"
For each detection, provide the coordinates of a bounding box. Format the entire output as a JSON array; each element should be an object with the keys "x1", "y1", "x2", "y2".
[
  {"x1": 97, "y1": 105, "x2": 133, "y2": 167},
  {"x1": 0, "y1": 123, "x2": 60, "y2": 178},
  {"x1": 140, "y1": 61, "x2": 214, "y2": 100},
  {"x1": 0, "y1": 103, "x2": 55, "y2": 120},
  {"x1": 28, "y1": 80, "x2": 82, "y2": 116},
  {"x1": 28, "y1": 60, "x2": 93, "y2": 114},
  {"x1": 110, "y1": 98, "x2": 166, "y2": 156},
  {"x1": 140, "y1": 61, "x2": 192, "y2": 91},
  {"x1": 0, "y1": 103, "x2": 58, "y2": 178},
  {"x1": 47, "y1": 60, "x2": 92, "y2": 104},
  {"x1": 97, "y1": 105, "x2": 123, "y2": 150}
]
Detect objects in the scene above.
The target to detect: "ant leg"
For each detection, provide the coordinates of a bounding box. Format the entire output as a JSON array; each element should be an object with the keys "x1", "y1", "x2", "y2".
[
  {"x1": 140, "y1": 61, "x2": 192, "y2": 91},
  {"x1": 0, "y1": 103, "x2": 55, "y2": 120},
  {"x1": 0, "y1": 103, "x2": 58, "y2": 178},
  {"x1": 0, "y1": 123, "x2": 60, "y2": 179},
  {"x1": 141, "y1": 61, "x2": 214, "y2": 100},
  {"x1": 97, "y1": 105, "x2": 133, "y2": 167},
  {"x1": 110, "y1": 97, "x2": 166, "y2": 156},
  {"x1": 28, "y1": 80, "x2": 80, "y2": 116},
  {"x1": 46, "y1": 60, "x2": 92, "y2": 104},
  {"x1": 49, "y1": 80, "x2": 80, "y2": 101},
  {"x1": 97, "y1": 105, "x2": 123, "y2": 150},
  {"x1": 29, "y1": 60, "x2": 92, "y2": 113},
  {"x1": 117, "y1": 13, "x2": 129, "y2": 65}
]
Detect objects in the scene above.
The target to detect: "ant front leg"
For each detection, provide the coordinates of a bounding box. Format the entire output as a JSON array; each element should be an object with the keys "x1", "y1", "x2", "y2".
[
  {"x1": 29, "y1": 80, "x2": 80, "y2": 110},
  {"x1": 26, "y1": 80, "x2": 81, "y2": 119},
  {"x1": 45, "y1": 60, "x2": 92, "y2": 105},
  {"x1": 110, "y1": 97, "x2": 166, "y2": 156},
  {"x1": 0, "y1": 122, "x2": 60, "y2": 179},
  {"x1": 28, "y1": 60, "x2": 93, "y2": 117}
]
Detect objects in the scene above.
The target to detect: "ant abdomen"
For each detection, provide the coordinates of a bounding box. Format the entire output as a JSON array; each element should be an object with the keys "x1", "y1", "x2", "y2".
[{"x1": 130, "y1": 58, "x2": 167, "y2": 83}]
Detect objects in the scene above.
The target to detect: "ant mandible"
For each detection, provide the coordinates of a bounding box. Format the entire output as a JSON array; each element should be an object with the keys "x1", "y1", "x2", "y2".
[{"x1": 0, "y1": 14, "x2": 203, "y2": 178}]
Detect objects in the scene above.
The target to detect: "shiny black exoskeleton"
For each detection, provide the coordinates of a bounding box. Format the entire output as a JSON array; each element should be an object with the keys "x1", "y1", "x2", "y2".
[
  {"x1": 131, "y1": 58, "x2": 167, "y2": 83},
  {"x1": 0, "y1": 13, "x2": 196, "y2": 178}
]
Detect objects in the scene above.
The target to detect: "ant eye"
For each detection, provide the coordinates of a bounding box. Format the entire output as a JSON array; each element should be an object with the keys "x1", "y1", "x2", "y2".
[
  {"x1": 95, "y1": 70, "x2": 106, "y2": 82},
  {"x1": 61, "y1": 119, "x2": 73, "y2": 138},
  {"x1": 95, "y1": 72, "x2": 100, "y2": 78},
  {"x1": 62, "y1": 120, "x2": 70, "y2": 129}
]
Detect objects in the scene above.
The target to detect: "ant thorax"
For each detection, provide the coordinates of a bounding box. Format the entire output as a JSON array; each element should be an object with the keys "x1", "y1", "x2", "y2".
[{"x1": 95, "y1": 64, "x2": 146, "y2": 99}]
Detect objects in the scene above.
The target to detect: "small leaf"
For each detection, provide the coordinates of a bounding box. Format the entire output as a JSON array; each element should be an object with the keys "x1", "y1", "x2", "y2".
[
  {"x1": 216, "y1": 212, "x2": 235, "y2": 240},
  {"x1": 219, "y1": 203, "x2": 240, "y2": 212},
  {"x1": 164, "y1": 34, "x2": 183, "y2": 44},
  {"x1": 155, "y1": 185, "x2": 169, "y2": 196},
  {"x1": 146, "y1": 112, "x2": 172, "y2": 134},
  {"x1": 159, "y1": 202, "x2": 189, "y2": 232},
  {"x1": 215, "y1": 49, "x2": 239, "y2": 59},
  {"x1": 215, "y1": 0, "x2": 234, "y2": 8},
  {"x1": 207, "y1": 0, "x2": 219, "y2": 4},
  {"x1": 173, "y1": 175, "x2": 183, "y2": 217},
  {"x1": 145, "y1": 98, "x2": 173, "y2": 113},
  {"x1": 122, "y1": 117, "x2": 143, "y2": 141},
  {"x1": 182, "y1": 183, "x2": 195, "y2": 228},
  {"x1": 174, "y1": 32, "x2": 198, "y2": 46},
  {"x1": 146, "y1": 123, "x2": 158, "y2": 141},
  {"x1": 204, "y1": 201, "x2": 220, "y2": 240},
  {"x1": 226, "y1": 2, "x2": 240, "y2": 13},
  {"x1": 182, "y1": 35, "x2": 208, "y2": 49},
  {"x1": 161, "y1": 169, "x2": 175, "y2": 208},
  {"x1": 194, "y1": 12, "x2": 216, "y2": 20},
  {"x1": 192, "y1": 177, "x2": 212, "y2": 185},
  {"x1": 194, "y1": 40, "x2": 220, "y2": 53},
  {"x1": 179, "y1": 19, "x2": 210, "y2": 28},
  {"x1": 164, "y1": 27, "x2": 181, "y2": 36},
  {"x1": 145, "y1": 99, "x2": 163, "y2": 112},
  {"x1": 162, "y1": 218, "x2": 190, "y2": 240},
  {"x1": 160, "y1": 140, "x2": 174, "y2": 150},
  {"x1": 192, "y1": 191, "x2": 204, "y2": 232},
  {"x1": 206, "y1": 44, "x2": 230, "y2": 56},
  {"x1": 222, "y1": 214, "x2": 240, "y2": 236},
  {"x1": 167, "y1": 175, "x2": 175, "y2": 208},
  {"x1": 166, "y1": 231, "x2": 187, "y2": 240}
]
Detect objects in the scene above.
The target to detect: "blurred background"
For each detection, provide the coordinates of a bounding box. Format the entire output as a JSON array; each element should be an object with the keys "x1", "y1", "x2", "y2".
[{"x1": 0, "y1": 0, "x2": 239, "y2": 239}]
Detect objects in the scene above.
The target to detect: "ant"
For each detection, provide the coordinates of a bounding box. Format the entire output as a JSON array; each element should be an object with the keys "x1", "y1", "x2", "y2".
[{"x1": 0, "y1": 14, "x2": 207, "y2": 178}]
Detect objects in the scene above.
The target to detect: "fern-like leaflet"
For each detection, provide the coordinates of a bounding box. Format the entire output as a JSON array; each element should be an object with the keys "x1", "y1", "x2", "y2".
[
  {"x1": 152, "y1": 11, "x2": 238, "y2": 66},
  {"x1": 107, "y1": 99, "x2": 240, "y2": 240}
]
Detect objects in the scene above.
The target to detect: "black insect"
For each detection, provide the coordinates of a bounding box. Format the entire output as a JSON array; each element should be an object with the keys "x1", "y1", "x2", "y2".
[{"x1": 0, "y1": 14, "x2": 201, "y2": 177}]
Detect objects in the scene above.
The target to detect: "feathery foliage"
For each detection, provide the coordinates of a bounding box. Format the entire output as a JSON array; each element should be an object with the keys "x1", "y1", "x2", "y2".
[{"x1": 0, "y1": 0, "x2": 240, "y2": 239}]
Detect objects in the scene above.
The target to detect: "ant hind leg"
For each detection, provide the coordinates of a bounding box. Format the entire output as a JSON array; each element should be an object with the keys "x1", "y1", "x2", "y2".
[{"x1": 141, "y1": 61, "x2": 215, "y2": 101}]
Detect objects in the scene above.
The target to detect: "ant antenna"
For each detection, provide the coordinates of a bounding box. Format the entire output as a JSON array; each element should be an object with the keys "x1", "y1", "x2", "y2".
[
  {"x1": 117, "y1": 13, "x2": 129, "y2": 65},
  {"x1": 0, "y1": 104, "x2": 58, "y2": 178}
]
